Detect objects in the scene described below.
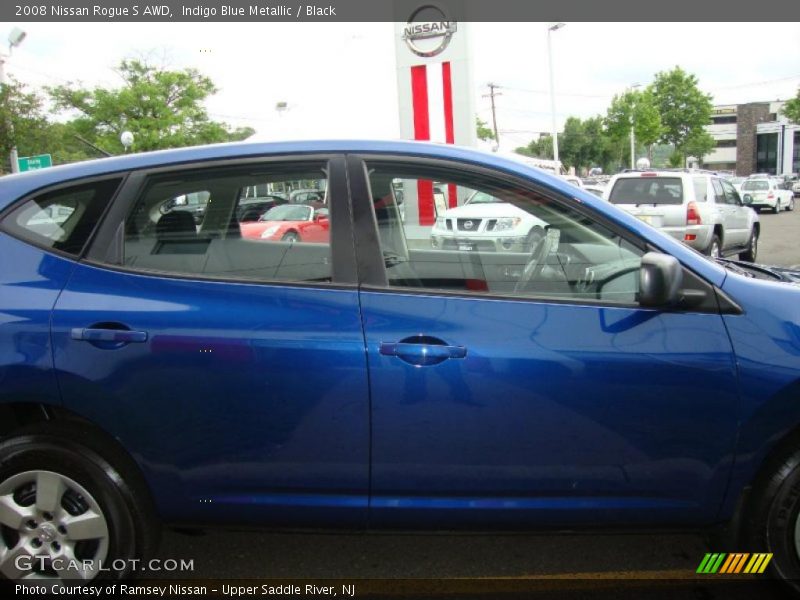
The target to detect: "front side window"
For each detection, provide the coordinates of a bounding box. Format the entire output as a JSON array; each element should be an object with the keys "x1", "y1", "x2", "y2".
[
  {"x1": 720, "y1": 180, "x2": 741, "y2": 205},
  {"x1": 1, "y1": 179, "x2": 121, "y2": 256},
  {"x1": 121, "y1": 163, "x2": 332, "y2": 283},
  {"x1": 365, "y1": 162, "x2": 644, "y2": 305}
]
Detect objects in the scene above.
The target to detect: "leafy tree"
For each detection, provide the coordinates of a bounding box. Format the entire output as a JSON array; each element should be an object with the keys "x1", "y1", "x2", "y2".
[
  {"x1": 682, "y1": 130, "x2": 716, "y2": 167},
  {"x1": 476, "y1": 117, "x2": 496, "y2": 142},
  {"x1": 648, "y1": 67, "x2": 713, "y2": 158},
  {"x1": 0, "y1": 77, "x2": 50, "y2": 173},
  {"x1": 48, "y1": 59, "x2": 254, "y2": 154},
  {"x1": 781, "y1": 89, "x2": 800, "y2": 124},
  {"x1": 604, "y1": 89, "x2": 662, "y2": 160},
  {"x1": 515, "y1": 136, "x2": 553, "y2": 160}
]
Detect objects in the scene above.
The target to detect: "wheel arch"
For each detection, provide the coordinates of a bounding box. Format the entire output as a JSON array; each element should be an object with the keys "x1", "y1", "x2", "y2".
[{"x1": 0, "y1": 400, "x2": 160, "y2": 522}]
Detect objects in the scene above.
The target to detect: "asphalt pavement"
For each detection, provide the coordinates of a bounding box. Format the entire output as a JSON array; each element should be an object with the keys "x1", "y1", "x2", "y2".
[
  {"x1": 154, "y1": 204, "x2": 799, "y2": 598},
  {"x1": 756, "y1": 201, "x2": 800, "y2": 267}
]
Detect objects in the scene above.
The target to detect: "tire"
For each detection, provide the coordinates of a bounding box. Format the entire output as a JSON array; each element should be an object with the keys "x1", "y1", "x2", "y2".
[
  {"x1": 706, "y1": 235, "x2": 722, "y2": 259},
  {"x1": 746, "y1": 447, "x2": 800, "y2": 593},
  {"x1": 0, "y1": 424, "x2": 158, "y2": 582},
  {"x1": 773, "y1": 201, "x2": 781, "y2": 214},
  {"x1": 787, "y1": 198, "x2": 795, "y2": 212},
  {"x1": 281, "y1": 231, "x2": 300, "y2": 243},
  {"x1": 739, "y1": 228, "x2": 758, "y2": 262}
]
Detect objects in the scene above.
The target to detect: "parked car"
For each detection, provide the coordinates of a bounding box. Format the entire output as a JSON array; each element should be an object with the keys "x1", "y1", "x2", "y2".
[
  {"x1": 604, "y1": 170, "x2": 760, "y2": 260},
  {"x1": 236, "y1": 194, "x2": 287, "y2": 222},
  {"x1": 740, "y1": 178, "x2": 795, "y2": 213},
  {"x1": 560, "y1": 175, "x2": 584, "y2": 189},
  {"x1": 159, "y1": 190, "x2": 209, "y2": 225},
  {"x1": 793, "y1": 178, "x2": 800, "y2": 197},
  {"x1": 729, "y1": 176, "x2": 747, "y2": 195},
  {"x1": 3, "y1": 140, "x2": 800, "y2": 589},
  {"x1": 239, "y1": 204, "x2": 329, "y2": 242},
  {"x1": 288, "y1": 188, "x2": 326, "y2": 207},
  {"x1": 430, "y1": 190, "x2": 548, "y2": 252},
  {"x1": 583, "y1": 184, "x2": 605, "y2": 198}
]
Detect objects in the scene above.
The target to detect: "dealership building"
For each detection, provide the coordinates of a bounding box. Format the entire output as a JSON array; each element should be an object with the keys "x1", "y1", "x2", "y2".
[{"x1": 694, "y1": 100, "x2": 799, "y2": 176}]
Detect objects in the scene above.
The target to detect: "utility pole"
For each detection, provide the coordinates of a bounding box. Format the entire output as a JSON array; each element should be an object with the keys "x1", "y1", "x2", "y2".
[{"x1": 483, "y1": 83, "x2": 502, "y2": 149}]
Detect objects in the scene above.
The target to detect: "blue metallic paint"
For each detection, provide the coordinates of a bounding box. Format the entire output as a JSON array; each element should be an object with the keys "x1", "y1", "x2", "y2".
[
  {"x1": 360, "y1": 291, "x2": 739, "y2": 528},
  {"x1": 0, "y1": 140, "x2": 798, "y2": 533},
  {"x1": 50, "y1": 261, "x2": 370, "y2": 527}
]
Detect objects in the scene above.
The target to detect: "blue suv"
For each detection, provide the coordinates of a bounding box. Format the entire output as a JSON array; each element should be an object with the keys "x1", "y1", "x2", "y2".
[{"x1": 0, "y1": 140, "x2": 799, "y2": 585}]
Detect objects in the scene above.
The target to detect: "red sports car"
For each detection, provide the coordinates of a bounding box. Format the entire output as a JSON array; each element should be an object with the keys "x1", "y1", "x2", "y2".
[{"x1": 240, "y1": 204, "x2": 330, "y2": 243}]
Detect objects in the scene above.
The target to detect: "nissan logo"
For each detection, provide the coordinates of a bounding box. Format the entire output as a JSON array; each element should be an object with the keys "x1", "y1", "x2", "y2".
[
  {"x1": 464, "y1": 220, "x2": 474, "y2": 229},
  {"x1": 402, "y1": 5, "x2": 457, "y2": 58}
]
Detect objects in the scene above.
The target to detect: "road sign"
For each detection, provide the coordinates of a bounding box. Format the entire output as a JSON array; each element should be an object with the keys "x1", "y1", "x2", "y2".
[{"x1": 18, "y1": 154, "x2": 53, "y2": 172}]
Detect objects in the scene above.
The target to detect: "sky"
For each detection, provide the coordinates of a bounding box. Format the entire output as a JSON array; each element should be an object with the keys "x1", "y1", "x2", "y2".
[{"x1": 4, "y1": 21, "x2": 800, "y2": 151}]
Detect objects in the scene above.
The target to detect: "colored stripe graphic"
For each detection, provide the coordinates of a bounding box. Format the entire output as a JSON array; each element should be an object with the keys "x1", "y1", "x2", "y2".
[{"x1": 698, "y1": 552, "x2": 772, "y2": 574}]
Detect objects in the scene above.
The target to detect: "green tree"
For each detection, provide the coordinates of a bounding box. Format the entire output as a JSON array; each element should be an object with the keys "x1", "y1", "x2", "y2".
[
  {"x1": 682, "y1": 130, "x2": 716, "y2": 168},
  {"x1": 648, "y1": 67, "x2": 713, "y2": 159},
  {"x1": 604, "y1": 89, "x2": 663, "y2": 161},
  {"x1": 48, "y1": 59, "x2": 254, "y2": 154},
  {"x1": 476, "y1": 117, "x2": 496, "y2": 142},
  {"x1": 781, "y1": 89, "x2": 800, "y2": 124},
  {"x1": 515, "y1": 135, "x2": 553, "y2": 160},
  {"x1": 0, "y1": 77, "x2": 50, "y2": 173}
]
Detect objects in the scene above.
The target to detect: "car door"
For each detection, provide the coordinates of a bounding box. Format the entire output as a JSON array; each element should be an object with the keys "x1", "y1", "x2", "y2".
[
  {"x1": 720, "y1": 178, "x2": 750, "y2": 246},
  {"x1": 710, "y1": 178, "x2": 737, "y2": 249},
  {"x1": 348, "y1": 155, "x2": 739, "y2": 529},
  {"x1": 50, "y1": 155, "x2": 370, "y2": 528}
]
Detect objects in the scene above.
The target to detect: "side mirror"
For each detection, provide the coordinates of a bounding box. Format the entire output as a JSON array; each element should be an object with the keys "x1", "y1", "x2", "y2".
[{"x1": 639, "y1": 252, "x2": 682, "y2": 307}]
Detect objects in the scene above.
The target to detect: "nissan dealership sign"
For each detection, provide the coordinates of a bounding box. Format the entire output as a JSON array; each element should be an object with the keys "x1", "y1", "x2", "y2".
[{"x1": 401, "y1": 5, "x2": 458, "y2": 57}]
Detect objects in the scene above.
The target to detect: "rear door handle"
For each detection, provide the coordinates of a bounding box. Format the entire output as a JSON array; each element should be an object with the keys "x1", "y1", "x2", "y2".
[
  {"x1": 380, "y1": 336, "x2": 467, "y2": 366},
  {"x1": 71, "y1": 328, "x2": 148, "y2": 344}
]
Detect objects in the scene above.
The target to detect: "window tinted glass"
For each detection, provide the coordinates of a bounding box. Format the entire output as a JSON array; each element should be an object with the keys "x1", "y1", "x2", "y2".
[
  {"x1": 720, "y1": 180, "x2": 740, "y2": 205},
  {"x1": 711, "y1": 179, "x2": 726, "y2": 203},
  {"x1": 366, "y1": 162, "x2": 644, "y2": 304},
  {"x1": 692, "y1": 177, "x2": 708, "y2": 202},
  {"x1": 608, "y1": 177, "x2": 683, "y2": 205},
  {"x1": 1, "y1": 179, "x2": 121, "y2": 255},
  {"x1": 742, "y1": 180, "x2": 769, "y2": 191},
  {"x1": 121, "y1": 163, "x2": 332, "y2": 283}
]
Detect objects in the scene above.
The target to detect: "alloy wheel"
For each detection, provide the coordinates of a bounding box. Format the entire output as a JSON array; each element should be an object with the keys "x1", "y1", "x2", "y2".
[{"x1": 0, "y1": 470, "x2": 109, "y2": 581}]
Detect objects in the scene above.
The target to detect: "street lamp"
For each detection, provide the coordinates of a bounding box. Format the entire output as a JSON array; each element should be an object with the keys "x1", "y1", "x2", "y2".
[
  {"x1": 120, "y1": 131, "x2": 134, "y2": 152},
  {"x1": 629, "y1": 83, "x2": 641, "y2": 170},
  {"x1": 1, "y1": 28, "x2": 28, "y2": 174},
  {"x1": 546, "y1": 22, "x2": 565, "y2": 167}
]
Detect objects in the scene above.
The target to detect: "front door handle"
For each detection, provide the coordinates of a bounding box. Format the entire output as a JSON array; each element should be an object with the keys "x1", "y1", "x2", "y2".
[{"x1": 380, "y1": 336, "x2": 467, "y2": 366}]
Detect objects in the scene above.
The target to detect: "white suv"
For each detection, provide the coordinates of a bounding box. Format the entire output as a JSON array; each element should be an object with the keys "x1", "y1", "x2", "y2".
[
  {"x1": 430, "y1": 191, "x2": 548, "y2": 252},
  {"x1": 604, "y1": 170, "x2": 760, "y2": 261},
  {"x1": 740, "y1": 178, "x2": 795, "y2": 213}
]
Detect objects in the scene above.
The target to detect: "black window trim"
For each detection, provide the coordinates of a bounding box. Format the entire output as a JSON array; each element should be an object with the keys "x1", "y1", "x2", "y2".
[
  {"x1": 0, "y1": 173, "x2": 129, "y2": 262},
  {"x1": 346, "y1": 153, "x2": 729, "y2": 314},
  {"x1": 82, "y1": 153, "x2": 359, "y2": 289}
]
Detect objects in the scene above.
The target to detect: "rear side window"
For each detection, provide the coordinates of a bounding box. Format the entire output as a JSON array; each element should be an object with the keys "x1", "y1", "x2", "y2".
[
  {"x1": 692, "y1": 177, "x2": 709, "y2": 202},
  {"x1": 608, "y1": 177, "x2": 683, "y2": 205},
  {"x1": 0, "y1": 179, "x2": 120, "y2": 256}
]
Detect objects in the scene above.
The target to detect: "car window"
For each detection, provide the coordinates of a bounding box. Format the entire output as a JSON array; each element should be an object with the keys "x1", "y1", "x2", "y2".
[
  {"x1": 720, "y1": 180, "x2": 741, "y2": 205},
  {"x1": 608, "y1": 177, "x2": 683, "y2": 205},
  {"x1": 711, "y1": 179, "x2": 726, "y2": 204},
  {"x1": 120, "y1": 163, "x2": 332, "y2": 283},
  {"x1": 742, "y1": 180, "x2": 769, "y2": 191},
  {"x1": 0, "y1": 179, "x2": 121, "y2": 256},
  {"x1": 365, "y1": 162, "x2": 644, "y2": 305},
  {"x1": 692, "y1": 177, "x2": 709, "y2": 202}
]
